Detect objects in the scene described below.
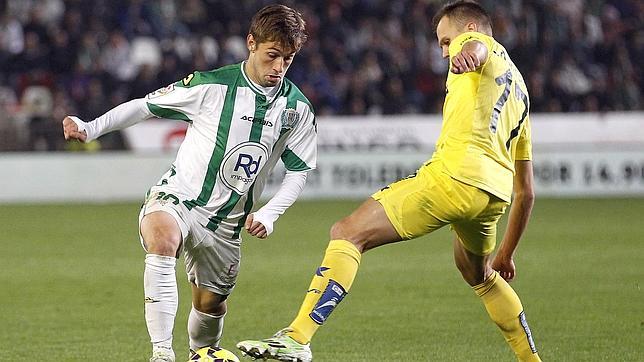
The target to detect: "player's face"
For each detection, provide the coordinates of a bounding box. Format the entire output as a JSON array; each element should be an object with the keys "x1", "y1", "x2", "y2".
[
  {"x1": 246, "y1": 35, "x2": 296, "y2": 87},
  {"x1": 436, "y1": 16, "x2": 468, "y2": 58}
]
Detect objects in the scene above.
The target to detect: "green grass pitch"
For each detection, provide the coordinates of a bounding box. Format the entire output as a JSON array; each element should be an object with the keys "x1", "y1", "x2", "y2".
[{"x1": 1, "y1": 198, "x2": 643, "y2": 361}]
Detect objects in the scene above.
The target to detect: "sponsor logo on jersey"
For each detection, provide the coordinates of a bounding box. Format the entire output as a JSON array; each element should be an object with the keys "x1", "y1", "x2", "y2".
[
  {"x1": 147, "y1": 84, "x2": 175, "y2": 99},
  {"x1": 240, "y1": 115, "x2": 273, "y2": 127},
  {"x1": 219, "y1": 142, "x2": 269, "y2": 193},
  {"x1": 309, "y1": 279, "x2": 346, "y2": 325},
  {"x1": 280, "y1": 108, "x2": 300, "y2": 130}
]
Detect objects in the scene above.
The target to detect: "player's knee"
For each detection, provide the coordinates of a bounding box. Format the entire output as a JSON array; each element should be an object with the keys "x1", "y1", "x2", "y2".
[
  {"x1": 329, "y1": 218, "x2": 363, "y2": 250},
  {"x1": 329, "y1": 219, "x2": 346, "y2": 240},
  {"x1": 143, "y1": 228, "x2": 181, "y2": 256},
  {"x1": 193, "y1": 295, "x2": 227, "y2": 315},
  {"x1": 456, "y1": 262, "x2": 487, "y2": 286}
]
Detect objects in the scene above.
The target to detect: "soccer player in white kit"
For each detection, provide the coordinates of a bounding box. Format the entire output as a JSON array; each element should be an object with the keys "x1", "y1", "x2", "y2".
[{"x1": 61, "y1": 5, "x2": 315, "y2": 361}]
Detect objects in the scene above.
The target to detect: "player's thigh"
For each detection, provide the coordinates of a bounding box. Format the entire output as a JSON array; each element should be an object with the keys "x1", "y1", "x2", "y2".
[
  {"x1": 371, "y1": 165, "x2": 450, "y2": 242},
  {"x1": 139, "y1": 190, "x2": 189, "y2": 256},
  {"x1": 183, "y1": 226, "x2": 240, "y2": 300},
  {"x1": 331, "y1": 197, "x2": 401, "y2": 252},
  {"x1": 452, "y1": 193, "x2": 508, "y2": 256}
]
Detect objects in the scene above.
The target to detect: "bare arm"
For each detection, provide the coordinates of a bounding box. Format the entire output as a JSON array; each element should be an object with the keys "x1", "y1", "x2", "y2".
[
  {"x1": 492, "y1": 160, "x2": 535, "y2": 281},
  {"x1": 451, "y1": 40, "x2": 488, "y2": 74}
]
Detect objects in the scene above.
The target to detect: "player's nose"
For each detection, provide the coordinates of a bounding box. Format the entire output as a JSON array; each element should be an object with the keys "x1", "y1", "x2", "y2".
[{"x1": 273, "y1": 58, "x2": 285, "y2": 73}]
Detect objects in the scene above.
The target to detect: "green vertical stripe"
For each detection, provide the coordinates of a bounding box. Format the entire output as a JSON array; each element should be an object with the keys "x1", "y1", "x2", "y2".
[
  {"x1": 232, "y1": 184, "x2": 255, "y2": 239},
  {"x1": 184, "y1": 84, "x2": 238, "y2": 209},
  {"x1": 208, "y1": 92, "x2": 269, "y2": 235},
  {"x1": 250, "y1": 94, "x2": 267, "y2": 142},
  {"x1": 206, "y1": 192, "x2": 242, "y2": 231}
]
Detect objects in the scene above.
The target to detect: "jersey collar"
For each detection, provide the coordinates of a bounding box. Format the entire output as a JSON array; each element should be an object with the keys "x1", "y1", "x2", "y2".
[{"x1": 240, "y1": 61, "x2": 285, "y2": 103}]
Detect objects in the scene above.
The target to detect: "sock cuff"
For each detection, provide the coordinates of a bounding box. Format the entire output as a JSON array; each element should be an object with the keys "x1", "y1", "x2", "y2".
[
  {"x1": 145, "y1": 254, "x2": 177, "y2": 267},
  {"x1": 191, "y1": 305, "x2": 226, "y2": 320},
  {"x1": 473, "y1": 270, "x2": 498, "y2": 297},
  {"x1": 328, "y1": 239, "x2": 361, "y2": 265}
]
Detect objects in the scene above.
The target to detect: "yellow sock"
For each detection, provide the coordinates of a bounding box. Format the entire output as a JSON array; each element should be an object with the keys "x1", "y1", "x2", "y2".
[
  {"x1": 287, "y1": 239, "x2": 361, "y2": 344},
  {"x1": 474, "y1": 272, "x2": 541, "y2": 362}
]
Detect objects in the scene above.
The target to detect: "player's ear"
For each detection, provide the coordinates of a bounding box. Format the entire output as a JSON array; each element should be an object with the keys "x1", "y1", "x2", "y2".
[
  {"x1": 247, "y1": 34, "x2": 256, "y2": 52},
  {"x1": 465, "y1": 22, "x2": 478, "y2": 33}
]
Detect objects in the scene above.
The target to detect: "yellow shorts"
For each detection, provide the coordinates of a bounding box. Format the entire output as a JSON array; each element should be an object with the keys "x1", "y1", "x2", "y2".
[{"x1": 372, "y1": 162, "x2": 508, "y2": 255}]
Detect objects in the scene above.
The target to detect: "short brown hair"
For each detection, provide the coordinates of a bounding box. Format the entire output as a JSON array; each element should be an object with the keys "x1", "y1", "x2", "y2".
[
  {"x1": 249, "y1": 4, "x2": 308, "y2": 52},
  {"x1": 432, "y1": 1, "x2": 492, "y2": 34}
]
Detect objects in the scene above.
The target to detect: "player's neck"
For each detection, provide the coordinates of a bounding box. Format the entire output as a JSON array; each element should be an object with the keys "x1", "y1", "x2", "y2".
[{"x1": 243, "y1": 61, "x2": 281, "y2": 98}]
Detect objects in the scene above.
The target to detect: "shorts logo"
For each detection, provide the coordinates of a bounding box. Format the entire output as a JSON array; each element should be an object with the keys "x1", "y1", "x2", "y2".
[{"x1": 219, "y1": 142, "x2": 268, "y2": 193}]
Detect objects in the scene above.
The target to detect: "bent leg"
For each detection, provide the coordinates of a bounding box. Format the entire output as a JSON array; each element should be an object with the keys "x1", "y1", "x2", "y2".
[
  {"x1": 453, "y1": 237, "x2": 540, "y2": 361},
  {"x1": 188, "y1": 284, "x2": 227, "y2": 351},
  {"x1": 288, "y1": 198, "x2": 402, "y2": 344}
]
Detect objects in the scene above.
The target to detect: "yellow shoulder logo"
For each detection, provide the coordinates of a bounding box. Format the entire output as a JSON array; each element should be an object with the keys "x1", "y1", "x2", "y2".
[{"x1": 182, "y1": 73, "x2": 195, "y2": 86}]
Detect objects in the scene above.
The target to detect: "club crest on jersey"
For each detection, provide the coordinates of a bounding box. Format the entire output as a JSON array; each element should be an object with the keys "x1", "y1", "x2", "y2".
[
  {"x1": 280, "y1": 108, "x2": 299, "y2": 130},
  {"x1": 219, "y1": 142, "x2": 268, "y2": 193}
]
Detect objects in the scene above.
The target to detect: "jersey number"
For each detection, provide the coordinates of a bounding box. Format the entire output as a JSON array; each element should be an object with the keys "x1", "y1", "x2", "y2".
[{"x1": 489, "y1": 69, "x2": 529, "y2": 149}]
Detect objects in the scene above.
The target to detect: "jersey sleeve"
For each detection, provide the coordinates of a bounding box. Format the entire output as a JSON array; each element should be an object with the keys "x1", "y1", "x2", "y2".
[
  {"x1": 281, "y1": 102, "x2": 317, "y2": 171},
  {"x1": 144, "y1": 72, "x2": 205, "y2": 123},
  {"x1": 515, "y1": 115, "x2": 532, "y2": 161},
  {"x1": 448, "y1": 31, "x2": 494, "y2": 66}
]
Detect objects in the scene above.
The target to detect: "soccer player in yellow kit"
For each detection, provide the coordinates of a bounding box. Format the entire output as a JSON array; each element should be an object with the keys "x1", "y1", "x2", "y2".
[{"x1": 237, "y1": 1, "x2": 541, "y2": 361}]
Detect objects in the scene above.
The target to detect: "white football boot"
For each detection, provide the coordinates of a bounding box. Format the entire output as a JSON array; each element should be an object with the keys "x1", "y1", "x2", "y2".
[
  {"x1": 237, "y1": 328, "x2": 312, "y2": 362},
  {"x1": 149, "y1": 346, "x2": 175, "y2": 362}
]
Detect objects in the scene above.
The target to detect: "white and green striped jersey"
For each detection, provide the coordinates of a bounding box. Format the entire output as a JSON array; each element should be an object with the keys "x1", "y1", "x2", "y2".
[
  {"x1": 74, "y1": 62, "x2": 315, "y2": 238},
  {"x1": 142, "y1": 62, "x2": 317, "y2": 237}
]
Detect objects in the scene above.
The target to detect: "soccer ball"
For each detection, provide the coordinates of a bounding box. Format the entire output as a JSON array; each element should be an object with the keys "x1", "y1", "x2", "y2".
[{"x1": 188, "y1": 346, "x2": 240, "y2": 362}]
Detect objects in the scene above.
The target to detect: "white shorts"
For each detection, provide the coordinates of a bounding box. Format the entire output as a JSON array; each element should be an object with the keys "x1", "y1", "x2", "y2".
[{"x1": 138, "y1": 187, "x2": 241, "y2": 296}]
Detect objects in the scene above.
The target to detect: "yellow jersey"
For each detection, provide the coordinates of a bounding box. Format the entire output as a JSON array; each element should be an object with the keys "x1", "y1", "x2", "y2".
[{"x1": 429, "y1": 31, "x2": 532, "y2": 202}]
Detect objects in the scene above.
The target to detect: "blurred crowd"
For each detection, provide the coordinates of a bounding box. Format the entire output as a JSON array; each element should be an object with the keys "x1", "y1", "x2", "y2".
[{"x1": 0, "y1": 0, "x2": 642, "y2": 151}]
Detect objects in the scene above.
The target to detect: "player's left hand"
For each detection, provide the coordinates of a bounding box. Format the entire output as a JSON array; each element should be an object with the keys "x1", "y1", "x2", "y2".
[
  {"x1": 491, "y1": 255, "x2": 516, "y2": 282},
  {"x1": 450, "y1": 50, "x2": 481, "y2": 74},
  {"x1": 245, "y1": 213, "x2": 268, "y2": 239}
]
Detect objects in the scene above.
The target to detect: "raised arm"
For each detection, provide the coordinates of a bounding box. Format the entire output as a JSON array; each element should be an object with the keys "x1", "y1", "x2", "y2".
[
  {"x1": 62, "y1": 98, "x2": 152, "y2": 142},
  {"x1": 492, "y1": 160, "x2": 535, "y2": 281},
  {"x1": 451, "y1": 40, "x2": 489, "y2": 74}
]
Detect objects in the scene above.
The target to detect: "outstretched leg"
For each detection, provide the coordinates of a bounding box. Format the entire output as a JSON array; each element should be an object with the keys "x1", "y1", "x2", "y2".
[
  {"x1": 287, "y1": 198, "x2": 400, "y2": 343},
  {"x1": 453, "y1": 237, "x2": 541, "y2": 362},
  {"x1": 237, "y1": 198, "x2": 401, "y2": 361}
]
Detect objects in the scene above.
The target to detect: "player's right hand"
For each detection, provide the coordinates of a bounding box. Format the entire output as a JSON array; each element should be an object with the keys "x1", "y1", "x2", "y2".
[
  {"x1": 491, "y1": 255, "x2": 516, "y2": 282},
  {"x1": 450, "y1": 50, "x2": 481, "y2": 74},
  {"x1": 62, "y1": 116, "x2": 87, "y2": 142}
]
